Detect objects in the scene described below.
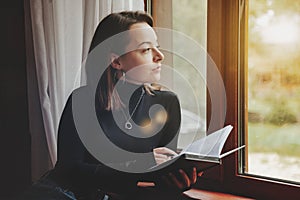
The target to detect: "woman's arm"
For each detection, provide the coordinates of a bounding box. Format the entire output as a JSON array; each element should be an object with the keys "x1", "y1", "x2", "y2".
[
  {"x1": 152, "y1": 92, "x2": 199, "y2": 192},
  {"x1": 157, "y1": 91, "x2": 181, "y2": 150},
  {"x1": 55, "y1": 93, "x2": 139, "y2": 193}
]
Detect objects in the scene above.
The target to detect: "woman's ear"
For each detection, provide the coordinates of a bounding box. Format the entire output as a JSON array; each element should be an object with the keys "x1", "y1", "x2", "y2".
[{"x1": 110, "y1": 53, "x2": 121, "y2": 70}]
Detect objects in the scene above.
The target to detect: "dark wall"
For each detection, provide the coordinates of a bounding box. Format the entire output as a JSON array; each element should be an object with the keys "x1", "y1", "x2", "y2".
[{"x1": 0, "y1": 0, "x2": 31, "y2": 198}]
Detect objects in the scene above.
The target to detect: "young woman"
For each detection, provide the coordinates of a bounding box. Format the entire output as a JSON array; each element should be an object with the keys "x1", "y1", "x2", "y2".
[{"x1": 21, "y1": 11, "x2": 200, "y2": 200}]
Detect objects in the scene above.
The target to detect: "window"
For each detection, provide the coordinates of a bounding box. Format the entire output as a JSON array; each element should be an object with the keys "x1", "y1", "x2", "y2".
[
  {"x1": 151, "y1": 0, "x2": 208, "y2": 149},
  {"x1": 206, "y1": 0, "x2": 300, "y2": 199},
  {"x1": 245, "y1": 0, "x2": 300, "y2": 184},
  {"x1": 152, "y1": 0, "x2": 300, "y2": 199}
]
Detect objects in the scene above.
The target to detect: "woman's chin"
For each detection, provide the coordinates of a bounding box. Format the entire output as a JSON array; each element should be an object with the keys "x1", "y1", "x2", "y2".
[{"x1": 152, "y1": 74, "x2": 161, "y2": 83}]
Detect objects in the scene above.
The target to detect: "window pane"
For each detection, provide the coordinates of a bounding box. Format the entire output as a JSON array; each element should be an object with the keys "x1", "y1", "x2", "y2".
[
  {"x1": 172, "y1": 0, "x2": 207, "y2": 149},
  {"x1": 246, "y1": 0, "x2": 300, "y2": 183}
]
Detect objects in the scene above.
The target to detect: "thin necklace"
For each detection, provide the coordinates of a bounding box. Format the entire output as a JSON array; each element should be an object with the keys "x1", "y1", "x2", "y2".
[{"x1": 121, "y1": 88, "x2": 145, "y2": 130}]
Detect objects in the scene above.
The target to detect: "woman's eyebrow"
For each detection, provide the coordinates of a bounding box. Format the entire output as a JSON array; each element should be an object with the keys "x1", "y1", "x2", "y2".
[{"x1": 137, "y1": 41, "x2": 159, "y2": 48}]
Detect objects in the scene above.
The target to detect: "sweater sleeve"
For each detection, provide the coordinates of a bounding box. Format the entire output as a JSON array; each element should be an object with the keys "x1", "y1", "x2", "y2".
[{"x1": 158, "y1": 92, "x2": 181, "y2": 151}]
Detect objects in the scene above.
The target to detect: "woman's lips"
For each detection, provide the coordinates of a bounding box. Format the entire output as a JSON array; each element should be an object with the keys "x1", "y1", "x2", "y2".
[{"x1": 152, "y1": 66, "x2": 161, "y2": 72}]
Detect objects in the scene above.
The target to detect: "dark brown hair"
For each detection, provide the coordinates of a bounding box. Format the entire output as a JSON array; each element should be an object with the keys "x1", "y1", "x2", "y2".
[{"x1": 88, "y1": 11, "x2": 153, "y2": 111}]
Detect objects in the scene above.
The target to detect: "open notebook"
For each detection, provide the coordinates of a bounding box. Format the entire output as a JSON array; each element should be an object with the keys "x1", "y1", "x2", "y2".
[{"x1": 149, "y1": 125, "x2": 245, "y2": 172}]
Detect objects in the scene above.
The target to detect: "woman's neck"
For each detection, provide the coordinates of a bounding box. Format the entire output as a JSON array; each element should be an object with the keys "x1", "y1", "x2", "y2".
[{"x1": 119, "y1": 76, "x2": 151, "y2": 86}]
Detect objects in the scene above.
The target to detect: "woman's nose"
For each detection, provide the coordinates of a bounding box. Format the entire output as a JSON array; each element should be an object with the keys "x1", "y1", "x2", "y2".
[{"x1": 153, "y1": 48, "x2": 164, "y2": 62}]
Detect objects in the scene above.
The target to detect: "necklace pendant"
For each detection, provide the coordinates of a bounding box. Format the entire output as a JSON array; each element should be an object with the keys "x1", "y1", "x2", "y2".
[{"x1": 125, "y1": 121, "x2": 132, "y2": 130}]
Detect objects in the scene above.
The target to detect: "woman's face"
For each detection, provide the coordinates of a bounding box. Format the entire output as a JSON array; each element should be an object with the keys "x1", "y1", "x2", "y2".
[{"x1": 116, "y1": 22, "x2": 164, "y2": 84}]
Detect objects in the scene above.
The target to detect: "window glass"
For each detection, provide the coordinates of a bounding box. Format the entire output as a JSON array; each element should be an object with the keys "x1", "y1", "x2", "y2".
[
  {"x1": 172, "y1": 0, "x2": 207, "y2": 149},
  {"x1": 246, "y1": 0, "x2": 300, "y2": 183}
]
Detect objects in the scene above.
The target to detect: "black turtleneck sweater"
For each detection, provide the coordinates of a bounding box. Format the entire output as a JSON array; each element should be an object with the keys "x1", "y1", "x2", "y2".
[{"x1": 49, "y1": 82, "x2": 181, "y2": 196}]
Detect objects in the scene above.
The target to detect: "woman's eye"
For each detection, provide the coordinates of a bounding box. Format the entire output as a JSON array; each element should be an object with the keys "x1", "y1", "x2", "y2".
[{"x1": 142, "y1": 48, "x2": 152, "y2": 53}]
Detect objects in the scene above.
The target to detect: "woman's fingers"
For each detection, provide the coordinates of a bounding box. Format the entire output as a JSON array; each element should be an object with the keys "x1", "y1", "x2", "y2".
[
  {"x1": 153, "y1": 148, "x2": 201, "y2": 190},
  {"x1": 177, "y1": 167, "x2": 198, "y2": 189},
  {"x1": 198, "y1": 171, "x2": 204, "y2": 177},
  {"x1": 154, "y1": 157, "x2": 169, "y2": 165},
  {"x1": 153, "y1": 151, "x2": 171, "y2": 165},
  {"x1": 168, "y1": 172, "x2": 184, "y2": 189},
  {"x1": 187, "y1": 167, "x2": 197, "y2": 184},
  {"x1": 153, "y1": 147, "x2": 177, "y2": 155},
  {"x1": 179, "y1": 169, "x2": 191, "y2": 187},
  {"x1": 166, "y1": 169, "x2": 194, "y2": 190},
  {"x1": 158, "y1": 168, "x2": 200, "y2": 192},
  {"x1": 153, "y1": 147, "x2": 178, "y2": 165}
]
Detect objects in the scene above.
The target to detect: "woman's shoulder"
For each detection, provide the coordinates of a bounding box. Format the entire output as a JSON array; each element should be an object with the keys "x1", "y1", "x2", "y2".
[
  {"x1": 144, "y1": 84, "x2": 176, "y2": 97},
  {"x1": 68, "y1": 85, "x2": 96, "y2": 101},
  {"x1": 153, "y1": 89, "x2": 177, "y2": 98},
  {"x1": 62, "y1": 86, "x2": 91, "y2": 110},
  {"x1": 150, "y1": 88, "x2": 179, "y2": 105},
  {"x1": 71, "y1": 85, "x2": 89, "y2": 95}
]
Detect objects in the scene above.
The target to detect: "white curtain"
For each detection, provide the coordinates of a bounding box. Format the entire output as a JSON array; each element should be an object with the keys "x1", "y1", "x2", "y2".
[{"x1": 25, "y1": 0, "x2": 144, "y2": 181}]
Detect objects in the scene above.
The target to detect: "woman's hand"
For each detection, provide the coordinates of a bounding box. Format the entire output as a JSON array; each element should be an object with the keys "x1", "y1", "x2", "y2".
[
  {"x1": 153, "y1": 147, "x2": 203, "y2": 192},
  {"x1": 153, "y1": 147, "x2": 178, "y2": 165},
  {"x1": 164, "y1": 167, "x2": 197, "y2": 191}
]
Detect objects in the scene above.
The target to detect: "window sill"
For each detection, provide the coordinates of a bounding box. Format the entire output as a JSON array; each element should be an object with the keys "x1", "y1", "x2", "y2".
[{"x1": 184, "y1": 188, "x2": 254, "y2": 200}]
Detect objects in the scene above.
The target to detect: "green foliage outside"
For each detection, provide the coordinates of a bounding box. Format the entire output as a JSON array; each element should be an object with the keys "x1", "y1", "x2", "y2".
[
  {"x1": 248, "y1": 123, "x2": 300, "y2": 157},
  {"x1": 264, "y1": 102, "x2": 297, "y2": 126},
  {"x1": 171, "y1": 0, "x2": 300, "y2": 158},
  {"x1": 248, "y1": 0, "x2": 300, "y2": 158}
]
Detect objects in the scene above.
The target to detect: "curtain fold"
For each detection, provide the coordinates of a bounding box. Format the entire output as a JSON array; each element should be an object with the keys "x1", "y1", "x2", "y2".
[{"x1": 25, "y1": 0, "x2": 144, "y2": 181}]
